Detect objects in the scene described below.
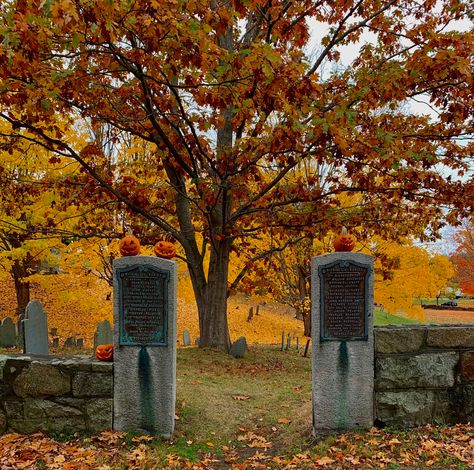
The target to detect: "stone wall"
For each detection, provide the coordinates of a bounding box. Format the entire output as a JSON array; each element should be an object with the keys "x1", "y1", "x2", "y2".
[
  {"x1": 1, "y1": 325, "x2": 473, "y2": 435},
  {"x1": 375, "y1": 325, "x2": 474, "y2": 427},
  {"x1": 0, "y1": 355, "x2": 112, "y2": 434}
]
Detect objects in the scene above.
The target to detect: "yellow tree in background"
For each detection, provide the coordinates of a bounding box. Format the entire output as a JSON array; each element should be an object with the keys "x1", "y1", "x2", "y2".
[
  {"x1": 0, "y1": 120, "x2": 87, "y2": 315},
  {"x1": 373, "y1": 242, "x2": 454, "y2": 320}
]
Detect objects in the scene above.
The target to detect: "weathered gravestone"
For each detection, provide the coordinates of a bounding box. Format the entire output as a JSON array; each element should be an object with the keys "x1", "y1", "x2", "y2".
[
  {"x1": 230, "y1": 336, "x2": 247, "y2": 358},
  {"x1": 311, "y1": 252, "x2": 374, "y2": 434},
  {"x1": 64, "y1": 336, "x2": 76, "y2": 348},
  {"x1": 113, "y1": 256, "x2": 177, "y2": 437},
  {"x1": 94, "y1": 319, "x2": 114, "y2": 350},
  {"x1": 22, "y1": 300, "x2": 49, "y2": 355},
  {"x1": 183, "y1": 330, "x2": 191, "y2": 347},
  {"x1": 0, "y1": 317, "x2": 16, "y2": 347}
]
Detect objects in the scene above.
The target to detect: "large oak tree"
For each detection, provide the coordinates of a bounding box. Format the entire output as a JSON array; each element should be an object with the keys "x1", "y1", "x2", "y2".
[{"x1": 0, "y1": 0, "x2": 472, "y2": 350}]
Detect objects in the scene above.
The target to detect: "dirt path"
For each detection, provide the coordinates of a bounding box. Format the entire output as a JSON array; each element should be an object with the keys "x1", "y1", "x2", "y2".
[{"x1": 422, "y1": 308, "x2": 474, "y2": 324}]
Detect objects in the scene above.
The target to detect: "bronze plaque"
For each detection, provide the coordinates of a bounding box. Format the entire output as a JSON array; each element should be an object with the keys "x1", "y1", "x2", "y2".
[
  {"x1": 117, "y1": 265, "x2": 169, "y2": 346},
  {"x1": 319, "y1": 260, "x2": 368, "y2": 341}
]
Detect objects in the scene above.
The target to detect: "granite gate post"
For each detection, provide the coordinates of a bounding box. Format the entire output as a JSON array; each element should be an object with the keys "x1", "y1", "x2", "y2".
[
  {"x1": 113, "y1": 256, "x2": 177, "y2": 437},
  {"x1": 312, "y1": 252, "x2": 374, "y2": 434}
]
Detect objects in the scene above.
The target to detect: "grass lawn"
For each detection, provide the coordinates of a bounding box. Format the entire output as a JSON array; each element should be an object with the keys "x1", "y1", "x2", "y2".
[
  {"x1": 1, "y1": 346, "x2": 472, "y2": 469},
  {"x1": 374, "y1": 308, "x2": 420, "y2": 325}
]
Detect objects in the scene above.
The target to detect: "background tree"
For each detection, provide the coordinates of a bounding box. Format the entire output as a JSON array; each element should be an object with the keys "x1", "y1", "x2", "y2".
[
  {"x1": 0, "y1": 123, "x2": 69, "y2": 314},
  {"x1": 373, "y1": 241, "x2": 455, "y2": 319},
  {"x1": 451, "y1": 219, "x2": 474, "y2": 296},
  {"x1": 0, "y1": 0, "x2": 472, "y2": 350}
]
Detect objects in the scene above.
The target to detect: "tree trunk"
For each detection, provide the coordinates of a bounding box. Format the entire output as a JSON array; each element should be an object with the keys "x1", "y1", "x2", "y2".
[
  {"x1": 183, "y1": 238, "x2": 232, "y2": 352},
  {"x1": 11, "y1": 259, "x2": 30, "y2": 316},
  {"x1": 199, "y1": 241, "x2": 232, "y2": 351},
  {"x1": 303, "y1": 311, "x2": 311, "y2": 337}
]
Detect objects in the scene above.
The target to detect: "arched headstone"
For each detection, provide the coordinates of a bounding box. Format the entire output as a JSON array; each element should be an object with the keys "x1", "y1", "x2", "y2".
[
  {"x1": 0, "y1": 317, "x2": 16, "y2": 347},
  {"x1": 94, "y1": 320, "x2": 114, "y2": 350},
  {"x1": 23, "y1": 300, "x2": 48, "y2": 355},
  {"x1": 183, "y1": 330, "x2": 191, "y2": 346}
]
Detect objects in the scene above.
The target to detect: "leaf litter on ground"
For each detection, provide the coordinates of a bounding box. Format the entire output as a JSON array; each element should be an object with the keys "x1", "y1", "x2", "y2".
[{"x1": 0, "y1": 424, "x2": 472, "y2": 469}]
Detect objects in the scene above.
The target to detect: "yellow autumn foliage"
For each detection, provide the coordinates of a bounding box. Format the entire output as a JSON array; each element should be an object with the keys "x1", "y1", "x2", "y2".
[{"x1": 0, "y1": 258, "x2": 303, "y2": 349}]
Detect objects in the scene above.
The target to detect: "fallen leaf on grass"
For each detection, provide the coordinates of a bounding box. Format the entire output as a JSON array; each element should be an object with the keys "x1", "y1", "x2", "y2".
[
  {"x1": 315, "y1": 456, "x2": 335, "y2": 466},
  {"x1": 131, "y1": 435, "x2": 153, "y2": 443},
  {"x1": 277, "y1": 418, "x2": 291, "y2": 424},
  {"x1": 232, "y1": 395, "x2": 250, "y2": 401}
]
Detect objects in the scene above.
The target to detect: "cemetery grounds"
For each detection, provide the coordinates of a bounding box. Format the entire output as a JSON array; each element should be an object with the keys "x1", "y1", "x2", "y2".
[
  {"x1": 0, "y1": 276, "x2": 473, "y2": 468},
  {"x1": 0, "y1": 347, "x2": 472, "y2": 469}
]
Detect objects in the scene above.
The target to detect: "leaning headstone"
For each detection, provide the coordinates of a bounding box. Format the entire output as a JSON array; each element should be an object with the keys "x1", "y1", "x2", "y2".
[
  {"x1": 230, "y1": 336, "x2": 247, "y2": 358},
  {"x1": 64, "y1": 336, "x2": 76, "y2": 348},
  {"x1": 94, "y1": 319, "x2": 113, "y2": 350},
  {"x1": 183, "y1": 330, "x2": 191, "y2": 346},
  {"x1": 0, "y1": 317, "x2": 16, "y2": 347},
  {"x1": 311, "y1": 252, "x2": 374, "y2": 434},
  {"x1": 247, "y1": 307, "x2": 254, "y2": 322},
  {"x1": 23, "y1": 300, "x2": 48, "y2": 355},
  {"x1": 113, "y1": 255, "x2": 177, "y2": 437},
  {"x1": 76, "y1": 338, "x2": 84, "y2": 349}
]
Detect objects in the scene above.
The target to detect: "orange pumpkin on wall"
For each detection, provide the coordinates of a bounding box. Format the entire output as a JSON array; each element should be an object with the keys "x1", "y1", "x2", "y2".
[
  {"x1": 333, "y1": 227, "x2": 356, "y2": 252},
  {"x1": 154, "y1": 240, "x2": 176, "y2": 259},
  {"x1": 96, "y1": 344, "x2": 113, "y2": 362},
  {"x1": 119, "y1": 235, "x2": 141, "y2": 256}
]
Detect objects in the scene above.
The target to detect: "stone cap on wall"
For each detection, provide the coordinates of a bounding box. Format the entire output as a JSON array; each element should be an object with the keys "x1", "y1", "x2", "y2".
[{"x1": 374, "y1": 325, "x2": 474, "y2": 354}]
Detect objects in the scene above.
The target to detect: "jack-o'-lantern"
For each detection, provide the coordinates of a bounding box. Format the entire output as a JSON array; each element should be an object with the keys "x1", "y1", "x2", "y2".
[
  {"x1": 154, "y1": 240, "x2": 176, "y2": 259},
  {"x1": 333, "y1": 227, "x2": 356, "y2": 252},
  {"x1": 119, "y1": 235, "x2": 141, "y2": 256},
  {"x1": 96, "y1": 344, "x2": 113, "y2": 362}
]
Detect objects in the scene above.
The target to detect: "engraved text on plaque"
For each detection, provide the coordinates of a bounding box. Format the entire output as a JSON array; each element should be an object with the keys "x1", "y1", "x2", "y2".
[
  {"x1": 319, "y1": 260, "x2": 368, "y2": 341},
  {"x1": 118, "y1": 265, "x2": 169, "y2": 346}
]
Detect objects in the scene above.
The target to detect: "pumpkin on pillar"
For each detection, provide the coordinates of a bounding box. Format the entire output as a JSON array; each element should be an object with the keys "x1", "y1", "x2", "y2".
[{"x1": 333, "y1": 227, "x2": 356, "y2": 252}]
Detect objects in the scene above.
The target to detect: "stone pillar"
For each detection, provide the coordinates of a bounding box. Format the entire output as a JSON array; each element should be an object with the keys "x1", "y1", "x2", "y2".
[
  {"x1": 311, "y1": 252, "x2": 374, "y2": 435},
  {"x1": 113, "y1": 256, "x2": 177, "y2": 437}
]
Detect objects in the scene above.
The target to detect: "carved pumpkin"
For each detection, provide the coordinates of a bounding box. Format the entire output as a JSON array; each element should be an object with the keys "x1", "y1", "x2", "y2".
[
  {"x1": 96, "y1": 344, "x2": 113, "y2": 362},
  {"x1": 154, "y1": 240, "x2": 176, "y2": 259},
  {"x1": 119, "y1": 235, "x2": 141, "y2": 256},
  {"x1": 333, "y1": 227, "x2": 356, "y2": 252}
]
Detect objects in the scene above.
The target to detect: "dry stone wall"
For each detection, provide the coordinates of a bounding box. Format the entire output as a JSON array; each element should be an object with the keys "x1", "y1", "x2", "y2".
[
  {"x1": 0, "y1": 355, "x2": 112, "y2": 434},
  {"x1": 374, "y1": 325, "x2": 474, "y2": 427}
]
